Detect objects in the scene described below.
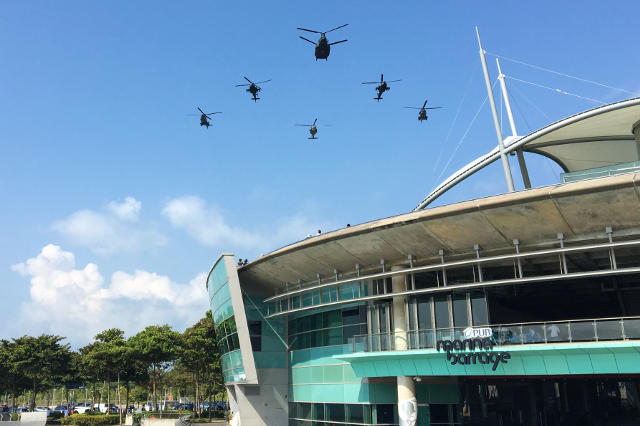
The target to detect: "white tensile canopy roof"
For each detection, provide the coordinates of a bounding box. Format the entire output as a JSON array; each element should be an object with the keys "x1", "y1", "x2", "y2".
[{"x1": 415, "y1": 97, "x2": 640, "y2": 210}]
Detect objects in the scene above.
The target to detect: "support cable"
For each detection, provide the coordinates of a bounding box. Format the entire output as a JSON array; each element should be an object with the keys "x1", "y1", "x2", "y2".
[
  {"x1": 436, "y1": 79, "x2": 497, "y2": 183},
  {"x1": 506, "y1": 76, "x2": 606, "y2": 105},
  {"x1": 486, "y1": 51, "x2": 639, "y2": 96},
  {"x1": 432, "y1": 64, "x2": 478, "y2": 175},
  {"x1": 241, "y1": 287, "x2": 289, "y2": 350}
]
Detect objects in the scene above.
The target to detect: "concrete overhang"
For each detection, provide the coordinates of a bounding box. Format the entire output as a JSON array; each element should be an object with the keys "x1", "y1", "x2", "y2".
[{"x1": 239, "y1": 172, "x2": 640, "y2": 294}]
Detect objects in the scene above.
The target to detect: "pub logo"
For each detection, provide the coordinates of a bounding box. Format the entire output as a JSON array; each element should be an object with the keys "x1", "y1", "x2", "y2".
[{"x1": 436, "y1": 327, "x2": 511, "y2": 371}]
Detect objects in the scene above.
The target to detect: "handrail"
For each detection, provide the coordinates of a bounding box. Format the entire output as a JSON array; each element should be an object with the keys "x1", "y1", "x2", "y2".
[
  {"x1": 349, "y1": 316, "x2": 640, "y2": 353},
  {"x1": 264, "y1": 238, "x2": 640, "y2": 303},
  {"x1": 264, "y1": 266, "x2": 640, "y2": 318}
]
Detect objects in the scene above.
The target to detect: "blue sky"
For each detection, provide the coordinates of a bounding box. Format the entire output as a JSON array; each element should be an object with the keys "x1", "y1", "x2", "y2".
[{"x1": 2, "y1": 0, "x2": 639, "y2": 346}]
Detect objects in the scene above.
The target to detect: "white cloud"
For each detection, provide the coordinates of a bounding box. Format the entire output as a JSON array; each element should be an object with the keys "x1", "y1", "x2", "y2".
[
  {"x1": 162, "y1": 196, "x2": 264, "y2": 248},
  {"x1": 52, "y1": 197, "x2": 166, "y2": 254},
  {"x1": 12, "y1": 244, "x2": 208, "y2": 346},
  {"x1": 162, "y1": 196, "x2": 336, "y2": 253},
  {"x1": 107, "y1": 196, "x2": 141, "y2": 221}
]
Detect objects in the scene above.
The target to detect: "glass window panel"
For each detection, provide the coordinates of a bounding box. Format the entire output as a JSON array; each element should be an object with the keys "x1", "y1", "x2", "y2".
[
  {"x1": 623, "y1": 318, "x2": 640, "y2": 338},
  {"x1": 327, "y1": 327, "x2": 342, "y2": 346},
  {"x1": 343, "y1": 325, "x2": 361, "y2": 344},
  {"x1": 417, "y1": 298, "x2": 432, "y2": 330},
  {"x1": 312, "y1": 403, "x2": 325, "y2": 420},
  {"x1": 378, "y1": 305, "x2": 389, "y2": 333},
  {"x1": 348, "y1": 404, "x2": 364, "y2": 423},
  {"x1": 321, "y1": 287, "x2": 338, "y2": 303},
  {"x1": 327, "y1": 404, "x2": 345, "y2": 422},
  {"x1": 299, "y1": 403, "x2": 311, "y2": 420},
  {"x1": 596, "y1": 320, "x2": 623, "y2": 340},
  {"x1": 342, "y1": 308, "x2": 361, "y2": 325},
  {"x1": 327, "y1": 310, "x2": 342, "y2": 328},
  {"x1": 434, "y1": 295, "x2": 450, "y2": 329},
  {"x1": 570, "y1": 321, "x2": 596, "y2": 341},
  {"x1": 376, "y1": 404, "x2": 395, "y2": 424},
  {"x1": 291, "y1": 296, "x2": 300, "y2": 309},
  {"x1": 453, "y1": 294, "x2": 469, "y2": 327},
  {"x1": 339, "y1": 282, "x2": 359, "y2": 300},
  {"x1": 471, "y1": 291, "x2": 489, "y2": 325}
]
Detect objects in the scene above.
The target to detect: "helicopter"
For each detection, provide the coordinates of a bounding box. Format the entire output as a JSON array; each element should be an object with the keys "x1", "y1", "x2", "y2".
[
  {"x1": 296, "y1": 118, "x2": 318, "y2": 139},
  {"x1": 362, "y1": 73, "x2": 401, "y2": 101},
  {"x1": 297, "y1": 24, "x2": 348, "y2": 60},
  {"x1": 235, "y1": 76, "x2": 271, "y2": 102},
  {"x1": 196, "y1": 107, "x2": 222, "y2": 128},
  {"x1": 403, "y1": 100, "x2": 442, "y2": 122}
]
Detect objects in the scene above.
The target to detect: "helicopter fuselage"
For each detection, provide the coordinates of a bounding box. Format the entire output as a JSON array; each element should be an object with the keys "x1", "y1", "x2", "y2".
[
  {"x1": 315, "y1": 37, "x2": 331, "y2": 60},
  {"x1": 200, "y1": 114, "x2": 211, "y2": 128},
  {"x1": 375, "y1": 82, "x2": 390, "y2": 100},
  {"x1": 418, "y1": 109, "x2": 428, "y2": 121},
  {"x1": 309, "y1": 126, "x2": 318, "y2": 138}
]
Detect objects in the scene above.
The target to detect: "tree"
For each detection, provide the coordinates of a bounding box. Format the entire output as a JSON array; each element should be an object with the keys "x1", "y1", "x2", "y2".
[
  {"x1": 179, "y1": 311, "x2": 221, "y2": 417},
  {"x1": 11, "y1": 335, "x2": 71, "y2": 410},
  {"x1": 128, "y1": 325, "x2": 179, "y2": 413},
  {"x1": 80, "y1": 329, "x2": 127, "y2": 413}
]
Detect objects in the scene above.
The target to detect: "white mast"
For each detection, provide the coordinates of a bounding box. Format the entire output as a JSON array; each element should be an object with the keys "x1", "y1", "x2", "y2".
[
  {"x1": 475, "y1": 27, "x2": 515, "y2": 193},
  {"x1": 496, "y1": 58, "x2": 531, "y2": 188}
]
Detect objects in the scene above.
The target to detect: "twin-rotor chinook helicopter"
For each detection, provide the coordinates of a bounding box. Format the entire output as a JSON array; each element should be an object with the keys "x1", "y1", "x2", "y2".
[
  {"x1": 362, "y1": 73, "x2": 401, "y2": 101},
  {"x1": 236, "y1": 76, "x2": 271, "y2": 102},
  {"x1": 297, "y1": 24, "x2": 348, "y2": 60}
]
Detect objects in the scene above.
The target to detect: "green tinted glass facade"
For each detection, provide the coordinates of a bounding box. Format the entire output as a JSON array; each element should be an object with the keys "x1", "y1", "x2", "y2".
[{"x1": 207, "y1": 257, "x2": 245, "y2": 383}]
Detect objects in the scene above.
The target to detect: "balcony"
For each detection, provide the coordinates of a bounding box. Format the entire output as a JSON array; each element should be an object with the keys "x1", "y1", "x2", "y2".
[{"x1": 349, "y1": 316, "x2": 640, "y2": 353}]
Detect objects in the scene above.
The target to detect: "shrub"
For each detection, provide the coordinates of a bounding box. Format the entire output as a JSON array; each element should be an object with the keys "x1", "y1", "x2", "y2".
[{"x1": 61, "y1": 414, "x2": 120, "y2": 426}]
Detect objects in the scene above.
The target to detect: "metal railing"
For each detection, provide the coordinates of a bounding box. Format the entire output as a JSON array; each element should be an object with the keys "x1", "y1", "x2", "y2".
[
  {"x1": 349, "y1": 316, "x2": 640, "y2": 353},
  {"x1": 264, "y1": 234, "x2": 640, "y2": 319}
]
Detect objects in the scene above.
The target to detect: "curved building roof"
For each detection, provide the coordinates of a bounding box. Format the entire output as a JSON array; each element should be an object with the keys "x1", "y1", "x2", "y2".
[
  {"x1": 414, "y1": 97, "x2": 640, "y2": 210},
  {"x1": 240, "y1": 172, "x2": 640, "y2": 293}
]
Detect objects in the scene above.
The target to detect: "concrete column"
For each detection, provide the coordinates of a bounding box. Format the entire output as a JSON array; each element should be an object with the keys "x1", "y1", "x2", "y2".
[
  {"x1": 391, "y1": 266, "x2": 408, "y2": 350},
  {"x1": 392, "y1": 267, "x2": 417, "y2": 426},
  {"x1": 397, "y1": 376, "x2": 417, "y2": 426}
]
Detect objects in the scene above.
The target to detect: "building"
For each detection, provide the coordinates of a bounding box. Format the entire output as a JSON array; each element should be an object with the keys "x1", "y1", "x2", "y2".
[{"x1": 206, "y1": 96, "x2": 640, "y2": 425}]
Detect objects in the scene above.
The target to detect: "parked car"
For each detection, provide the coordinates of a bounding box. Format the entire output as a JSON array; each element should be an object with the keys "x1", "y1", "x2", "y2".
[
  {"x1": 16, "y1": 407, "x2": 29, "y2": 413},
  {"x1": 53, "y1": 406, "x2": 69, "y2": 415},
  {"x1": 73, "y1": 402, "x2": 93, "y2": 414},
  {"x1": 94, "y1": 404, "x2": 119, "y2": 414},
  {"x1": 34, "y1": 406, "x2": 51, "y2": 416}
]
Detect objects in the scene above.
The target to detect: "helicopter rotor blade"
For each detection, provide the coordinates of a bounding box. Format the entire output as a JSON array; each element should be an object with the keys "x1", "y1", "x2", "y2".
[
  {"x1": 402, "y1": 107, "x2": 421, "y2": 109},
  {"x1": 313, "y1": 118, "x2": 317, "y2": 126},
  {"x1": 299, "y1": 36, "x2": 317, "y2": 45},
  {"x1": 425, "y1": 107, "x2": 443, "y2": 110},
  {"x1": 243, "y1": 76, "x2": 254, "y2": 84},
  {"x1": 324, "y1": 23, "x2": 348, "y2": 34},
  {"x1": 297, "y1": 27, "x2": 321, "y2": 34},
  {"x1": 255, "y1": 79, "x2": 271, "y2": 84},
  {"x1": 422, "y1": 100, "x2": 428, "y2": 108},
  {"x1": 381, "y1": 73, "x2": 384, "y2": 82},
  {"x1": 387, "y1": 79, "x2": 402, "y2": 83},
  {"x1": 205, "y1": 112, "x2": 222, "y2": 116},
  {"x1": 295, "y1": 124, "x2": 312, "y2": 127},
  {"x1": 197, "y1": 107, "x2": 205, "y2": 115},
  {"x1": 361, "y1": 81, "x2": 378, "y2": 84},
  {"x1": 235, "y1": 83, "x2": 250, "y2": 87},
  {"x1": 328, "y1": 39, "x2": 347, "y2": 46}
]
